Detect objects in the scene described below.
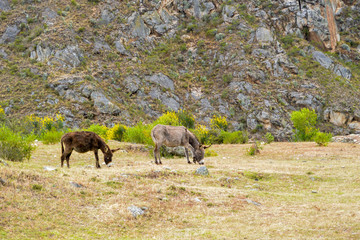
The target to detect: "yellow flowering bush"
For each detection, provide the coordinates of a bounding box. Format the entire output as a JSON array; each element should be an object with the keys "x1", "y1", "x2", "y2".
[
  {"x1": 25, "y1": 114, "x2": 64, "y2": 135},
  {"x1": 107, "y1": 124, "x2": 127, "y2": 141},
  {"x1": 210, "y1": 115, "x2": 228, "y2": 131},
  {"x1": 0, "y1": 105, "x2": 4, "y2": 115},
  {"x1": 193, "y1": 124, "x2": 211, "y2": 144},
  {"x1": 154, "y1": 111, "x2": 179, "y2": 126}
]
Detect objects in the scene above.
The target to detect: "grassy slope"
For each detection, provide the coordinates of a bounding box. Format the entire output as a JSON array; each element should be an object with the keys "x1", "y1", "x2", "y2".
[{"x1": 1, "y1": 142, "x2": 360, "y2": 239}]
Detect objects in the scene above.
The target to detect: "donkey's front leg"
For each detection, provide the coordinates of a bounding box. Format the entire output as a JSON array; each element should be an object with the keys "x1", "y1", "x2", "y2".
[
  {"x1": 94, "y1": 150, "x2": 101, "y2": 168},
  {"x1": 184, "y1": 147, "x2": 191, "y2": 164}
]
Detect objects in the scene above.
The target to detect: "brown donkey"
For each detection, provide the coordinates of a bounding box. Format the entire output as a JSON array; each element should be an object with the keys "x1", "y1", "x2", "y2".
[{"x1": 60, "y1": 131, "x2": 120, "y2": 168}]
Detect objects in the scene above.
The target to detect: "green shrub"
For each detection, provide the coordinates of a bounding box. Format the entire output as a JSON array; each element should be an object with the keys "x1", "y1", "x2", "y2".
[
  {"x1": 205, "y1": 149, "x2": 218, "y2": 157},
  {"x1": 314, "y1": 132, "x2": 332, "y2": 146},
  {"x1": 222, "y1": 74, "x2": 233, "y2": 84},
  {"x1": 222, "y1": 131, "x2": 248, "y2": 144},
  {"x1": 290, "y1": 108, "x2": 318, "y2": 141},
  {"x1": 265, "y1": 132, "x2": 274, "y2": 144},
  {"x1": 107, "y1": 124, "x2": 127, "y2": 141},
  {"x1": 85, "y1": 124, "x2": 108, "y2": 140},
  {"x1": 206, "y1": 28, "x2": 217, "y2": 37},
  {"x1": 41, "y1": 128, "x2": 64, "y2": 144},
  {"x1": 177, "y1": 109, "x2": 195, "y2": 129},
  {"x1": 124, "y1": 122, "x2": 153, "y2": 145},
  {"x1": 280, "y1": 34, "x2": 296, "y2": 48},
  {"x1": 246, "y1": 142, "x2": 262, "y2": 156},
  {"x1": 0, "y1": 125, "x2": 35, "y2": 161}
]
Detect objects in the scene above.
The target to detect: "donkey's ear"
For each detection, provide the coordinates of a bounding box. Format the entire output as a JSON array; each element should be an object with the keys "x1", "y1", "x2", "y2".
[
  {"x1": 202, "y1": 144, "x2": 212, "y2": 149},
  {"x1": 111, "y1": 148, "x2": 121, "y2": 153}
]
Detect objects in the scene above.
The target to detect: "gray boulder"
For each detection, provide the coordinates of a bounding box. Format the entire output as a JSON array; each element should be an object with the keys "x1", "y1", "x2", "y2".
[
  {"x1": 41, "y1": 7, "x2": 57, "y2": 25},
  {"x1": 195, "y1": 166, "x2": 209, "y2": 176},
  {"x1": 162, "y1": 97, "x2": 180, "y2": 112},
  {"x1": 100, "y1": 8, "x2": 114, "y2": 25},
  {"x1": 123, "y1": 75, "x2": 140, "y2": 94},
  {"x1": 64, "y1": 90, "x2": 88, "y2": 103},
  {"x1": 128, "y1": 205, "x2": 147, "y2": 218},
  {"x1": 142, "y1": 11, "x2": 163, "y2": 26},
  {"x1": 237, "y1": 93, "x2": 251, "y2": 110},
  {"x1": 255, "y1": 27, "x2": 274, "y2": 44},
  {"x1": 145, "y1": 73, "x2": 174, "y2": 90},
  {"x1": 0, "y1": 25, "x2": 20, "y2": 44},
  {"x1": 30, "y1": 44, "x2": 52, "y2": 62},
  {"x1": 312, "y1": 51, "x2": 352, "y2": 79},
  {"x1": 51, "y1": 45, "x2": 83, "y2": 68},
  {"x1": 115, "y1": 41, "x2": 130, "y2": 56},
  {"x1": 154, "y1": 24, "x2": 170, "y2": 35},
  {"x1": 333, "y1": 64, "x2": 352, "y2": 80},
  {"x1": 90, "y1": 91, "x2": 121, "y2": 115},
  {"x1": 223, "y1": 5, "x2": 237, "y2": 22},
  {"x1": 247, "y1": 114, "x2": 259, "y2": 131},
  {"x1": 0, "y1": 48, "x2": 8, "y2": 59},
  {"x1": 70, "y1": 181, "x2": 84, "y2": 188},
  {"x1": 0, "y1": 0, "x2": 10, "y2": 11},
  {"x1": 80, "y1": 84, "x2": 95, "y2": 98},
  {"x1": 93, "y1": 40, "x2": 111, "y2": 53},
  {"x1": 287, "y1": 92, "x2": 322, "y2": 111},
  {"x1": 0, "y1": 0, "x2": 11, "y2": 11},
  {"x1": 312, "y1": 51, "x2": 334, "y2": 69},
  {"x1": 229, "y1": 81, "x2": 258, "y2": 94},
  {"x1": 128, "y1": 12, "x2": 150, "y2": 38}
]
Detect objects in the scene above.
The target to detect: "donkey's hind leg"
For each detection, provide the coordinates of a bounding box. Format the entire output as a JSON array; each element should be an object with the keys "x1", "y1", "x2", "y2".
[{"x1": 154, "y1": 144, "x2": 162, "y2": 165}]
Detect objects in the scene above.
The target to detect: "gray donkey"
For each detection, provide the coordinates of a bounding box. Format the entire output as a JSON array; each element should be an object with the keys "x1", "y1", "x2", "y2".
[{"x1": 151, "y1": 124, "x2": 211, "y2": 165}]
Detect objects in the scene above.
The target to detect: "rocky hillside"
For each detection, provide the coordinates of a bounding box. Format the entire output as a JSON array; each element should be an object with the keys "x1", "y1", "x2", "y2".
[{"x1": 0, "y1": 0, "x2": 359, "y2": 140}]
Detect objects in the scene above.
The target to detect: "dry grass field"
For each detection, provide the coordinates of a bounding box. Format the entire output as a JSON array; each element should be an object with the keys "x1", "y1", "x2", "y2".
[{"x1": 1, "y1": 141, "x2": 360, "y2": 239}]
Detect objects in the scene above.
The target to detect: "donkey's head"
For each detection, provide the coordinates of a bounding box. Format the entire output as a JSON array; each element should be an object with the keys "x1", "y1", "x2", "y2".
[
  {"x1": 193, "y1": 144, "x2": 211, "y2": 165},
  {"x1": 104, "y1": 146, "x2": 121, "y2": 165}
]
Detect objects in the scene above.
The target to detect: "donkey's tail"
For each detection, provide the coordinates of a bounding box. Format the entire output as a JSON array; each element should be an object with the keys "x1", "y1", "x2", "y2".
[{"x1": 61, "y1": 139, "x2": 64, "y2": 154}]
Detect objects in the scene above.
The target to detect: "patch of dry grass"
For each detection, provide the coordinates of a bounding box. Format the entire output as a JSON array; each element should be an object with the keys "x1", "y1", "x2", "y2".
[{"x1": 1, "y1": 141, "x2": 360, "y2": 239}]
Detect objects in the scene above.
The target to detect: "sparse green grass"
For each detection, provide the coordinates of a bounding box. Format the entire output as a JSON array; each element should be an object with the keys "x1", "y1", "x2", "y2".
[{"x1": 1, "y1": 142, "x2": 360, "y2": 239}]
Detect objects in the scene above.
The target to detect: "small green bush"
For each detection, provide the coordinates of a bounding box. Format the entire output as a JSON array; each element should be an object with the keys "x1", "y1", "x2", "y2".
[
  {"x1": 222, "y1": 131, "x2": 248, "y2": 144},
  {"x1": 314, "y1": 132, "x2": 332, "y2": 146},
  {"x1": 265, "y1": 132, "x2": 274, "y2": 144},
  {"x1": 206, "y1": 28, "x2": 217, "y2": 37},
  {"x1": 0, "y1": 125, "x2": 35, "y2": 161},
  {"x1": 41, "y1": 128, "x2": 65, "y2": 145},
  {"x1": 290, "y1": 108, "x2": 318, "y2": 141},
  {"x1": 222, "y1": 74, "x2": 233, "y2": 84},
  {"x1": 247, "y1": 142, "x2": 262, "y2": 156},
  {"x1": 177, "y1": 109, "x2": 195, "y2": 129},
  {"x1": 205, "y1": 149, "x2": 218, "y2": 157},
  {"x1": 124, "y1": 122, "x2": 153, "y2": 145},
  {"x1": 85, "y1": 124, "x2": 108, "y2": 140}
]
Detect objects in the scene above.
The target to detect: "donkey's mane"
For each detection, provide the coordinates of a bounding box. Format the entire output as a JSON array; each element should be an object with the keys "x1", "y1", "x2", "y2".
[{"x1": 187, "y1": 130, "x2": 201, "y2": 149}]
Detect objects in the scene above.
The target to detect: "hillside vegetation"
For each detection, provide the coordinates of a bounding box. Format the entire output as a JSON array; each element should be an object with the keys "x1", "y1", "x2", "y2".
[{"x1": 0, "y1": 0, "x2": 360, "y2": 141}]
